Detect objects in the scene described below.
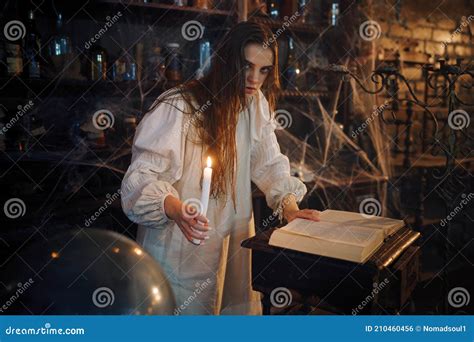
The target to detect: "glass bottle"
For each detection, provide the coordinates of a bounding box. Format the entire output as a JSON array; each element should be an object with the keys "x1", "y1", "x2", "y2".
[
  {"x1": 330, "y1": 2, "x2": 339, "y2": 26},
  {"x1": 0, "y1": 38, "x2": 7, "y2": 77},
  {"x1": 4, "y1": 40, "x2": 23, "y2": 76},
  {"x1": 194, "y1": 0, "x2": 210, "y2": 9},
  {"x1": 164, "y1": 43, "x2": 182, "y2": 83},
  {"x1": 90, "y1": 44, "x2": 107, "y2": 81},
  {"x1": 48, "y1": 13, "x2": 72, "y2": 56},
  {"x1": 113, "y1": 51, "x2": 137, "y2": 82},
  {"x1": 23, "y1": 9, "x2": 41, "y2": 78},
  {"x1": 267, "y1": 0, "x2": 280, "y2": 19},
  {"x1": 284, "y1": 37, "x2": 301, "y2": 90},
  {"x1": 298, "y1": 0, "x2": 312, "y2": 24},
  {"x1": 3, "y1": 2, "x2": 23, "y2": 76},
  {"x1": 147, "y1": 45, "x2": 166, "y2": 82},
  {"x1": 28, "y1": 113, "x2": 46, "y2": 137},
  {"x1": 196, "y1": 39, "x2": 211, "y2": 78}
]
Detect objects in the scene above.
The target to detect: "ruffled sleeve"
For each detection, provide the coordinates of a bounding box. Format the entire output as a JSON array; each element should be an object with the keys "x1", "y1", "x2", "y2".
[
  {"x1": 120, "y1": 91, "x2": 186, "y2": 229},
  {"x1": 250, "y1": 91, "x2": 307, "y2": 214}
]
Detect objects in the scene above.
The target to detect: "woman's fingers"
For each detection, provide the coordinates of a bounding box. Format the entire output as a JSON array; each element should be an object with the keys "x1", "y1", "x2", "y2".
[
  {"x1": 195, "y1": 213, "x2": 209, "y2": 224},
  {"x1": 295, "y1": 209, "x2": 320, "y2": 221},
  {"x1": 182, "y1": 216, "x2": 211, "y2": 232},
  {"x1": 181, "y1": 221, "x2": 209, "y2": 240},
  {"x1": 192, "y1": 219, "x2": 213, "y2": 232}
]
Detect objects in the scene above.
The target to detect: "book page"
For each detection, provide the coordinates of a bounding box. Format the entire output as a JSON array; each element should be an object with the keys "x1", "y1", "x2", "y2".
[
  {"x1": 319, "y1": 210, "x2": 404, "y2": 237},
  {"x1": 281, "y1": 218, "x2": 383, "y2": 247}
]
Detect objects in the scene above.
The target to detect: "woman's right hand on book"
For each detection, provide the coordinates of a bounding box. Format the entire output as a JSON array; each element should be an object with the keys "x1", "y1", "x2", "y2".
[{"x1": 164, "y1": 195, "x2": 211, "y2": 243}]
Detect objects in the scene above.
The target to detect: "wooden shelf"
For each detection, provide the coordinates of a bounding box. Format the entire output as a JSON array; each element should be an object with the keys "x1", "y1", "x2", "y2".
[
  {"x1": 248, "y1": 16, "x2": 323, "y2": 36},
  {"x1": 280, "y1": 89, "x2": 328, "y2": 99},
  {"x1": 97, "y1": 0, "x2": 234, "y2": 17}
]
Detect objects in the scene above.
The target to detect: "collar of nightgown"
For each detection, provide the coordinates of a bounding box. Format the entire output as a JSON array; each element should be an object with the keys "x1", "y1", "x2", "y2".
[
  {"x1": 160, "y1": 87, "x2": 274, "y2": 145},
  {"x1": 248, "y1": 89, "x2": 276, "y2": 144}
]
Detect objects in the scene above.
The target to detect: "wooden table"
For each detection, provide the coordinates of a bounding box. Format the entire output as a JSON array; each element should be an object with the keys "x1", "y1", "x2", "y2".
[{"x1": 242, "y1": 227, "x2": 421, "y2": 315}]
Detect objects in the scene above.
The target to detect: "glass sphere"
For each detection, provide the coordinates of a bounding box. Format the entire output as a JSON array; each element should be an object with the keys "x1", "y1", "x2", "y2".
[{"x1": 2, "y1": 228, "x2": 176, "y2": 315}]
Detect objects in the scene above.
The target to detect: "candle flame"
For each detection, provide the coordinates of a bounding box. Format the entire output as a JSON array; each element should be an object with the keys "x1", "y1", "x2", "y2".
[{"x1": 207, "y1": 156, "x2": 212, "y2": 168}]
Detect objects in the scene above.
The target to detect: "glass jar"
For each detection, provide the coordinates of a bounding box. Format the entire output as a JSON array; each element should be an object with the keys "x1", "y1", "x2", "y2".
[{"x1": 165, "y1": 43, "x2": 182, "y2": 83}]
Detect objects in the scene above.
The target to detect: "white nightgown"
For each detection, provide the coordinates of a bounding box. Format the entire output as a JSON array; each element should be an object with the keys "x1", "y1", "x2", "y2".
[{"x1": 120, "y1": 88, "x2": 307, "y2": 315}]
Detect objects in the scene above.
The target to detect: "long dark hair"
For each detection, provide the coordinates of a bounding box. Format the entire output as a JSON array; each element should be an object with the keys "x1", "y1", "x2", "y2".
[{"x1": 154, "y1": 21, "x2": 280, "y2": 209}]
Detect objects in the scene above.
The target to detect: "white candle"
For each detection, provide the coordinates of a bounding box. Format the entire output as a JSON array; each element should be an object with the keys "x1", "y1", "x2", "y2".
[
  {"x1": 193, "y1": 156, "x2": 212, "y2": 245},
  {"x1": 200, "y1": 156, "x2": 213, "y2": 216}
]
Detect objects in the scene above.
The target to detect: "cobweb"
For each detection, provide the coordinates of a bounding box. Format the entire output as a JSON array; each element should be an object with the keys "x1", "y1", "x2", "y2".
[{"x1": 275, "y1": 60, "x2": 394, "y2": 217}]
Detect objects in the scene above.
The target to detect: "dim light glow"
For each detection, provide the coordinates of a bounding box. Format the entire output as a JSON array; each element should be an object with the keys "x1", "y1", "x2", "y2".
[
  {"x1": 134, "y1": 247, "x2": 143, "y2": 256},
  {"x1": 206, "y1": 156, "x2": 212, "y2": 168},
  {"x1": 152, "y1": 286, "x2": 162, "y2": 301}
]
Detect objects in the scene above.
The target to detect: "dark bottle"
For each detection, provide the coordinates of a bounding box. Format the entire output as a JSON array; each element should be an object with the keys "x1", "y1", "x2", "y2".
[
  {"x1": 146, "y1": 44, "x2": 166, "y2": 82},
  {"x1": 330, "y1": 2, "x2": 339, "y2": 26},
  {"x1": 5, "y1": 41, "x2": 23, "y2": 76},
  {"x1": 0, "y1": 38, "x2": 7, "y2": 77},
  {"x1": 4, "y1": 27, "x2": 23, "y2": 76},
  {"x1": 164, "y1": 43, "x2": 182, "y2": 83},
  {"x1": 113, "y1": 50, "x2": 137, "y2": 81},
  {"x1": 3, "y1": 1, "x2": 23, "y2": 76},
  {"x1": 284, "y1": 37, "x2": 302, "y2": 90},
  {"x1": 23, "y1": 10, "x2": 41, "y2": 78},
  {"x1": 29, "y1": 114, "x2": 46, "y2": 137},
  {"x1": 90, "y1": 45, "x2": 107, "y2": 80},
  {"x1": 298, "y1": 0, "x2": 312, "y2": 24},
  {"x1": 267, "y1": 0, "x2": 280, "y2": 19},
  {"x1": 196, "y1": 39, "x2": 211, "y2": 78},
  {"x1": 48, "y1": 13, "x2": 72, "y2": 56},
  {"x1": 0, "y1": 105, "x2": 6, "y2": 151}
]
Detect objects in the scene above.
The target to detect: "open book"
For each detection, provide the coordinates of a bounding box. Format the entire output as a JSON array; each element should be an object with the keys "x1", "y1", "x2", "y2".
[{"x1": 268, "y1": 210, "x2": 405, "y2": 263}]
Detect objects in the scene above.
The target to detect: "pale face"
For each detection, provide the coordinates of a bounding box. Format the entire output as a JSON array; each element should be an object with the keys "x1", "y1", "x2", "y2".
[{"x1": 243, "y1": 43, "x2": 274, "y2": 96}]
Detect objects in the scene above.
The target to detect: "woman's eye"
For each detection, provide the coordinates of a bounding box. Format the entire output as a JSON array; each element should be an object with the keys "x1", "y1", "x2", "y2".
[
  {"x1": 260, "y1": 68, "x2": 270, "y2": 74},
  {"x1": 244, "y1": 64, "x2": 251, "y2": 70}
]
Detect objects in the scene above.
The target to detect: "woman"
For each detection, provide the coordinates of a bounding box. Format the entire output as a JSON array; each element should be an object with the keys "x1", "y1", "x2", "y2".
[{"x1": 120, "y1": 21, "x2": 320, "y2": 315}]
